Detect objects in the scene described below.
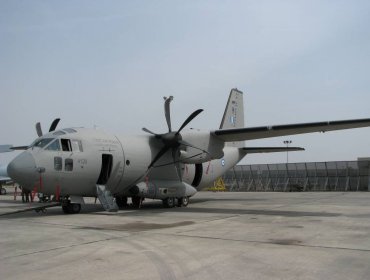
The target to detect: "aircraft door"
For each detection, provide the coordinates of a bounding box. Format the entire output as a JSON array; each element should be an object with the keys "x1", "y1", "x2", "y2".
[
  {"x1": 89, "y1": 134, "x2": 125, "y2": 194},
  {"x1": 97, "y1": 154, "x2": 113, "y2": 185},
  {"x1": 97, "y1": 142, "x2": 125, "y2": 194}
]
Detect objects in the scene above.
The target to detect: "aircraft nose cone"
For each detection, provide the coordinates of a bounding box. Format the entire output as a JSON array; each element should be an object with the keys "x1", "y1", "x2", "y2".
[{"x1": 7, "y1": 152, "x2": 38, "y2": 187}]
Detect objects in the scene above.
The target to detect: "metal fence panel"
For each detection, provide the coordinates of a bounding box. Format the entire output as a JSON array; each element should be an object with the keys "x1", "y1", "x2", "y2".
[{"x1": 222, "y1": 160, "x2": 369, "y2": 192}]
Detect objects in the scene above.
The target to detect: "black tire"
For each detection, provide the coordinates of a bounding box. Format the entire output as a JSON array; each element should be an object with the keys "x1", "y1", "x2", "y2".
[
  {"x1": 181, "y1": 196, "x2": 189, "y2": 207},
  {"x1": 116, "y1": 196, "x2": 128, "y2": 209},
  {"x1": 0, "y1": 188, "x2": 6, "y2": 195},
  {"x1": 62, "y1": 205, "x2": 70, "y2": 214},
  {"x1": 163, "y1": 197, "x2": 175, "y2": 208},
  {"x1": 62, "y1": 203, "x2": 81, "y2": 214},
  {"x1": 131, "y1": 196, "x2": 141, "y2": 208},
  {"x1": 69, "y1": 203, "x2": 81, "y2": 214}
]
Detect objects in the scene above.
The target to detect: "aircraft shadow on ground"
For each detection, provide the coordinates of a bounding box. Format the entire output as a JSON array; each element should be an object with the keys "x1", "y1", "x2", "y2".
[{"x1": 0, "y1": 198, "x2": 341, "y2": 219}]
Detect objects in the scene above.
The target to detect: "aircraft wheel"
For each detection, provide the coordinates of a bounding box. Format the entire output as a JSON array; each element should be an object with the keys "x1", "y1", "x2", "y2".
[
  {"x1": 0, "y1": 188, "x2": 6, "y2": 195},
  {"x1": 163, "y1": 197, "x2": 175, "y2": 208},
  {"x1": 180, "y1": 196, "x2": 189, "y2": 207},
  {"x1": 116, "y1": 196, "x2": 128, "y2": 209},
  {"x1": 69, "y1": 203, "x2": 81, "y2": 214},
  {"x1": 62, "y1": 205, "x2": 70, "y2": 214},
  {"x1": 62, "y1": 203, "x2": 81, "y2": 214},
  {"x1": 132, "y1": 196, "x2": 141, "y2": 208}
]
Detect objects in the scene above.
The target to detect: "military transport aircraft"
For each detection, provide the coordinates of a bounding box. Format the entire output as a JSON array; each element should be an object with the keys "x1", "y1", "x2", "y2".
[{"x1": 2, "y1": 89, "x2": 370, "y2": 214}]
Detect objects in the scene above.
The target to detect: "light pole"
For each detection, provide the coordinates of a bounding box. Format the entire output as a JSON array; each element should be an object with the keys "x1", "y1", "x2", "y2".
[{"x1": 284, "y1": 140, "x2": 292, "y2": 164}]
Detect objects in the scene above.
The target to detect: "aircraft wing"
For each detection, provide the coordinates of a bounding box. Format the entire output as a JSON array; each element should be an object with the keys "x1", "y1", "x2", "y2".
[
  {"x1": 0, "y1": 176, "x2": 12, "y2": 183},
  {"x1": 0, "y1": 165, "x2": 12, "y2": 184},
  {"x1": 213, "y1": 118, "x2": 370, "y2": 142},
  {"x1": 0, "y1": 165, "x2": 9, "y2": 177}
]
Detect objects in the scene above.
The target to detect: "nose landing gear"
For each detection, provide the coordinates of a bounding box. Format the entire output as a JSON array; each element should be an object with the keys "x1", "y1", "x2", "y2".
[{"x1": 61, "y1": 198, "x2": 81, "y2": 214}]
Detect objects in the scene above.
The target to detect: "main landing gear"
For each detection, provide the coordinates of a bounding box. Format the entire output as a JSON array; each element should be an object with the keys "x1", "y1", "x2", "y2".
[
  {"x1": 131, "y1": 196, "x2": 143, "y2": 208},
  {"x1": 115, "y1": 195, "x2": 189, "y2": 209},
  {"x1": 115, "y1": 195, "x2": 128, "y2": 209},
  {"x1": 115, "y1": 195, "x2": 144, "y2": 209},
  {"x1": 162, "y1": 197, "x2": 189, "y2": 208}
]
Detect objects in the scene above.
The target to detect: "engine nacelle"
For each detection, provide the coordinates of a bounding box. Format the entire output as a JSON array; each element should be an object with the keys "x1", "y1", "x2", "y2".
[
  {"x1": 178, "y1": 150, "x2": 210, "y2": 164},
  {"x1": 180, "y1": 130, "x2": 224, "y2": 164}
]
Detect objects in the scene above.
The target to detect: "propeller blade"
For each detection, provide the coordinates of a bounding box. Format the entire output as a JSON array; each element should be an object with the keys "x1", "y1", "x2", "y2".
[
  {"x1": 177, "y1": 109, "x2": 203, "y2": 134},
  {"x1": 172, "y1": 148, "x2": 182, "y2": 181},
  {"x1": 49, "y1": 118, "x2": 60, "y2": 132},
  {"x1": 164, "y1": 96, "x2": 174, "y2": 132},
  {"x1": 10, "y1": 146, "x2": 29, "y2": 150},
  {"x1": 142, "y1": 127, "x2": 157, "y2": 135},
  {"x1": 36, "y1": 122, "x2": 43, "y2": 137},
  {"x1": 148, "y1": 145, "x2": 171, "y2": 169}
]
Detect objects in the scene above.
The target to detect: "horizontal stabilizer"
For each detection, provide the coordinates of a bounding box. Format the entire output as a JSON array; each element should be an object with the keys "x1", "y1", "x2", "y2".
[
  {"x1": 214, "y1": 118, "x2": 370, "y2": 142},
  {"x1": 242, "y1": 147, "x2": 304, "y2": 154}
]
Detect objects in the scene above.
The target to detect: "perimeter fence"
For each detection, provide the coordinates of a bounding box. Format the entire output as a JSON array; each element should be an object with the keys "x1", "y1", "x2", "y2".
[{"x1": 222, "y1": 160, "x2": 370, "y2": 192}]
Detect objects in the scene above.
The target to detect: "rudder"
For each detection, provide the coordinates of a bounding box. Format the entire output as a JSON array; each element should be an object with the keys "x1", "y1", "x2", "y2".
[{"x1": 219, "y1": 88, "x2": 245, "y2": 147}]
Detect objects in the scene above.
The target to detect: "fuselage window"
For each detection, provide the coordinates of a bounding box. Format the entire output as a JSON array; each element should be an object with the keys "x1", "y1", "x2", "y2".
[
  {"x1": 54, "y1": 157, "x2": 62, "y2": 171},
  {"x1": 61, "y1": 139, "x2": 72, "y2": 152},
  {"x1": 71, "y1": 140, "x2": 83, "y2": 152},
  {"x1": 65, "y1": 158, "x2": 73, "y2": 171},
  {"x1": 45, "y1": 139, "x2": 61, "y2": 151}
]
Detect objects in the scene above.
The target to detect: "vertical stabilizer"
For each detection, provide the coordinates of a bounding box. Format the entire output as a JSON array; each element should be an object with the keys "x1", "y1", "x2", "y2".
[{"x1": 219, "y1": 88, "x2": 245, "y2": 147}]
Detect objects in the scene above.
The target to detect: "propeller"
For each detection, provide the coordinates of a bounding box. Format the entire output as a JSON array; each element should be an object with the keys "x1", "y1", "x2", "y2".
[
  {"x1": 8, "y1": 118, "x2": 61, "y2": 151},
  {"x1": 142, "y1": 96, "x2": 203, "y2": 181},
  {"x1": 35, "y1": 118, "x2": 61, "y2": 137}
]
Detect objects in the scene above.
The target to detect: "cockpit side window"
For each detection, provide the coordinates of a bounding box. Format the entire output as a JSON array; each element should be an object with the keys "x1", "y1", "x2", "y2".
[
  {"x1": 61, "y1": 139, "x2": 72, "y2": 152},
  {"x1": 45, "y1": 139, "x2": 61, "y2": 151},
  {"x1": 71, "y1": 140, "x2": 83, "y2": 152},
  {"x1": 60, "y1": 139, "x2": 83, "y2": 152},
  {"x1": 31, "y1": 138, "x2": 54, "y2": 148}
]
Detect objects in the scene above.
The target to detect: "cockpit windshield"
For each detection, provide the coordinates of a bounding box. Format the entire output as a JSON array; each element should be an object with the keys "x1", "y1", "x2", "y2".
[
  {"x1": 45, "y1": 139, "x2": 61, "y2": 151},
  {"x1": 31, "y1": 138, "x2": 54, "y2": 148},
  {"x1": 30, "y1": 137, "x2": 83, "y2": 152}
]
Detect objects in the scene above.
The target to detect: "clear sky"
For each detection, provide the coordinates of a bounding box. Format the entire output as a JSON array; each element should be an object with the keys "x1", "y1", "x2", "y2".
[{"x1": 1, "y1": 0, "x2": 370, "y2": 165}]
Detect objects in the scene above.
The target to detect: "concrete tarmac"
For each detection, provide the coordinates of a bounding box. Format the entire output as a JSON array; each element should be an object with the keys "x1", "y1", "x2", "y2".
[{"x1": 1, "y1": 190, "x2": 370, "y2": 280}]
